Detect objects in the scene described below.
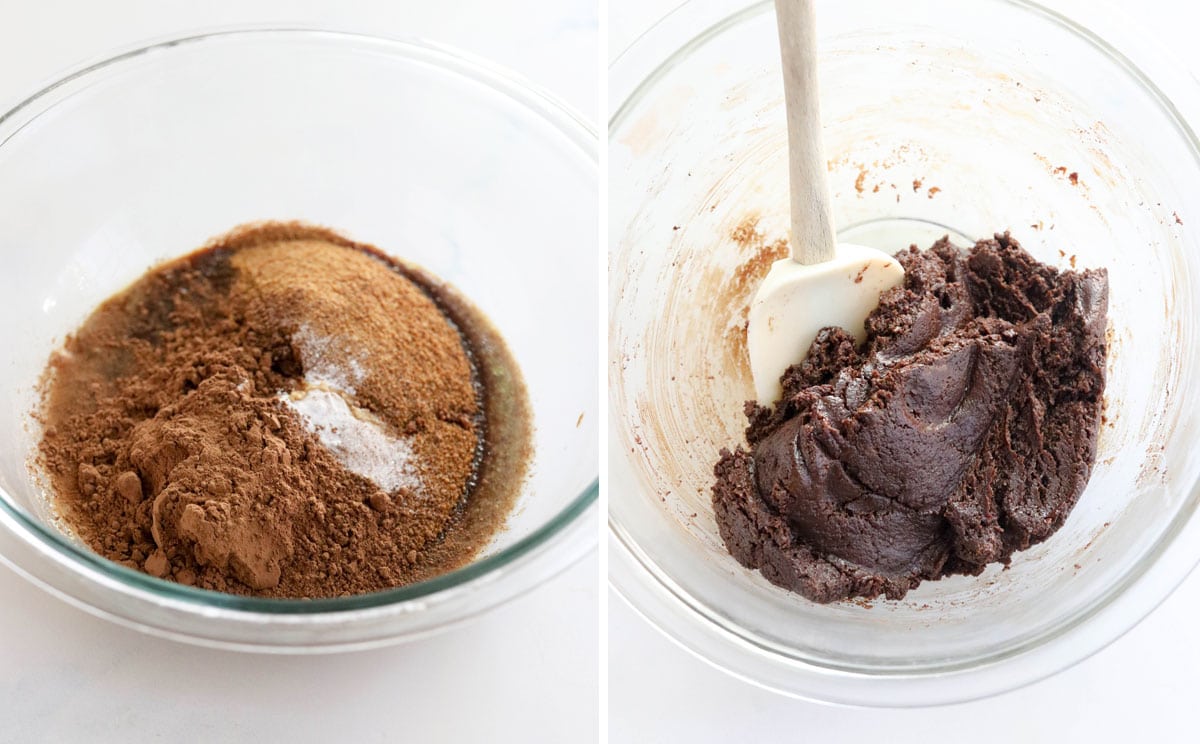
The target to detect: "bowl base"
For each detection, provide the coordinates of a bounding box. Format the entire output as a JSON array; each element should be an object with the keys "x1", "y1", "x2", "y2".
[{"x1": 838, "y1": 216, "x2": 976, "y2": 254}]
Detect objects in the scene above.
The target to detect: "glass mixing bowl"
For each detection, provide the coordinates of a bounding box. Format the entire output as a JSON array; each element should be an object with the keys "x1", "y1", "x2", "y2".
[
  {"x1": 0, "y1": 29, "x2": 597, "y2": 652},
  {"x1": 609, "y1": 0, "x2": 1200, "y2": 705}
]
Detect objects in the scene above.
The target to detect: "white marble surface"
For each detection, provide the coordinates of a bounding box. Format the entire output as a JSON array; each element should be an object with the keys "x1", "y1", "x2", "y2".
[
  {"x1": 609, "y1": 0, "x2": 1200, "y2": 741},
  {"x1": 0, "y1": 2, "x2": 597, "y2": 742}
]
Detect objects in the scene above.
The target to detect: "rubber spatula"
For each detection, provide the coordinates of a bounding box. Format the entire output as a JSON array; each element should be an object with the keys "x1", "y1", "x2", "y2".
[{"x1": 747, "y1": 0, "x2": 905, "y2": 404}]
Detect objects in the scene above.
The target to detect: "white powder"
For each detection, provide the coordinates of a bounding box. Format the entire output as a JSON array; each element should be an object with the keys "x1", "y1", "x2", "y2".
[
  {"x1": 281, "y1": 384, "x2": 421, "y2": 494},
  {"x1": 292, "y1": 324, "x2": 366, "y2": 393},
  {"x1": 281, "y1": 327, "x2": 419, "y2": 493}
]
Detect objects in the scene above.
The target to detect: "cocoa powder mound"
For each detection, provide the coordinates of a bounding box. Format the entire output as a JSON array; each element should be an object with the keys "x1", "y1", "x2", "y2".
[{"x1": 37, "y1": 222, "x2": 530, "y2": 598}]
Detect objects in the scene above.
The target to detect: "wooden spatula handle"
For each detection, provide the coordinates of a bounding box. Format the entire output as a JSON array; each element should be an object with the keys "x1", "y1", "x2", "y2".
[{"x1": 775, "y1": 0, "x2": 836, "y2": 266}]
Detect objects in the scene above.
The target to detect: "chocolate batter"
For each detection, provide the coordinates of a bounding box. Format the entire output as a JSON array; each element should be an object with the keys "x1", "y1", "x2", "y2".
[{"x1": 713, "y1": 233, "x2": 1108, "y2": 602}]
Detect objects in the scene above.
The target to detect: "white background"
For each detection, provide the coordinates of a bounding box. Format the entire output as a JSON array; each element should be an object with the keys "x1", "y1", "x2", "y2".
[
  {"x1": 0, "y1": 1, "x2": 597, "y2": 742},
  {"x1": 609, "y1": 1, "x2": 1200, "y2": 742}
]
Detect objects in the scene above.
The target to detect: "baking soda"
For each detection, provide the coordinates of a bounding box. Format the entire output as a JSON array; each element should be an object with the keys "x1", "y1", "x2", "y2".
[{"x1": 282, "y1": 382, "x2": 421, "y2": 494}]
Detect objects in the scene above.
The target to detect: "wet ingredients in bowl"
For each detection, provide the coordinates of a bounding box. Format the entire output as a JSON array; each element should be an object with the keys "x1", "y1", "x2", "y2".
[
  {"x1": 36, "y1": 222, "x2": 532, "y2": 598},
  {"x1": 713, "y1": 232, "x2": 1109, "y2": 602}
]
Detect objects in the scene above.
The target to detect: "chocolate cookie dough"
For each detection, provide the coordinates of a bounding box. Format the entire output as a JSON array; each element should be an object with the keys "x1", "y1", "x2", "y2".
[{"x1": 713, "y1": 233, "x2": 1108, "y2": 602}]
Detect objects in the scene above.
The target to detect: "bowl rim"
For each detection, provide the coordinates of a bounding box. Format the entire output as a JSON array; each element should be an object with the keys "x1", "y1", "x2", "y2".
[
  {"x1": 607, "y1": 0, "x2": 1200, "y2": 705},
  {"x1": 0, "y1": 27, "x2": 599, "y2": 616}
]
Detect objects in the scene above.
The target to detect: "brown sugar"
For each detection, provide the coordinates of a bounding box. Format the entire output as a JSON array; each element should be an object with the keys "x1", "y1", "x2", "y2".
[{"x1": 36, "y1": 222, "x2": 531, "y2": 598}]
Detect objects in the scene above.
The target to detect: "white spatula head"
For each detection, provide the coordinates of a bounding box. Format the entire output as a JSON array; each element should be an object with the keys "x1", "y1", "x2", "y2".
[
  {"x1": 748, "y1": 243, "x2": 904, "y2": 404},
  {"x1": 747, "y1": 0, "x2": 906, "y2": 404}
]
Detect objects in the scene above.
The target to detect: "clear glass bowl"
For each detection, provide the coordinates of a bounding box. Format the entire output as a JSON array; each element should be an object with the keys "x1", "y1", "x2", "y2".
[
  {"x1": 609, "y1": 0, "x2": 1200, "y2": 705},
  {"x1": 0, "y1": 29, "x2": 598, "y2": 652}
]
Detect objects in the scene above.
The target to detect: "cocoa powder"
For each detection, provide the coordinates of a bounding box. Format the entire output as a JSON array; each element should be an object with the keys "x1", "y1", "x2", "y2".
[{"x1": 37, "y1": 222, "x2": 531, "y2": 598}]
